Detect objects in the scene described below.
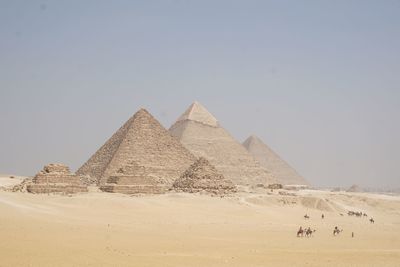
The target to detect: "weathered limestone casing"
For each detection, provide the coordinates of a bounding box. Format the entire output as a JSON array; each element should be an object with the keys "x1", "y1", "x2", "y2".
[{"x1": 169, "y1": 102, "x2": 277, "y2": 186}]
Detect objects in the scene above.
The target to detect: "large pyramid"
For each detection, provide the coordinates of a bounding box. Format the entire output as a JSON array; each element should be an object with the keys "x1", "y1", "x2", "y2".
[
  {"x1": 76, "y1": 109, "x2": 196, "y2": 192},
  {"x1": 243, "y1": 135, "x2": 308, "y2": 185},
  {"x1": 169, "y1": 102, "x2": 276, "y2": 186},
  {"x1": 173, "y1": 157, "x2": 236, "y2": 195}
]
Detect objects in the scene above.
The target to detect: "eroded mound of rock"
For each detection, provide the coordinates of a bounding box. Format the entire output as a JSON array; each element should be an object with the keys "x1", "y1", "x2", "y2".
[
  {"x1": 27, "y1": 164, "x2": 88, "y2": 194},
  {"x1": 173, "y1": 157, "x2": 236, "y2": 195}
]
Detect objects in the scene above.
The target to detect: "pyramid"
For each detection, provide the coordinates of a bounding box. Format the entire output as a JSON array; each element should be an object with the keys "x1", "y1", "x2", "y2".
[
  {"x1": 76, "y1": 109, "x2": 196, "y2": 193},
  {"x1": 346, "y1": 184, "x2": 363, "y2": 193},
  {"x1": 173, "y1": 157, "x2": 236, "y2": 194},
  {"x1": 169, "y1": 102, "x2": 276, "y2": 186},
  {"x1": 243, "y1": 135, "x2": 308, "y2": 185},
  {"x1": 27, "y1": 163, "x2": 88, "y2": 194}
]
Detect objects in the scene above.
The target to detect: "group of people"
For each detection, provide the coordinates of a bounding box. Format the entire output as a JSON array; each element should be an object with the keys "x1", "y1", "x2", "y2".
[
  {"x1": 297, "y1": 212, "x2": 375, "y2": 238},
  {"x1": 296, "y1": 226, "x2": 316, "y2": 237}
]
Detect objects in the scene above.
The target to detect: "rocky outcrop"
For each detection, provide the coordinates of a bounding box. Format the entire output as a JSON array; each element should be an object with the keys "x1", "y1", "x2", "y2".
[
  {"x1": 27, "y1": 164, "x2": 88, "y2": 194},
  {"x1": 173, "y1": 157, "x2": 236, "y2": 195},
  {"x1": 11, "y1": 177, "x2": 33, "y2": 193}
]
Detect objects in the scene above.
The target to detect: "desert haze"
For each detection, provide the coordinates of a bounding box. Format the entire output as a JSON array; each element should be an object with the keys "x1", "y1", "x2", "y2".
[{"x1": 1, "y1": 103, "x2": 400, "y2": 266}]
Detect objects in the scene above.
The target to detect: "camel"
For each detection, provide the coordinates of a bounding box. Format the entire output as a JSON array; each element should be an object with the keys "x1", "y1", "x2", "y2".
[
  {"x1": 333, "y1": 226, "x2": 343, "y2": 236},
  {"x1": 305, "y1": 228, "x2": 316, "y2": 237},
  {"x1": 370, "y1": 218, "x2": 375, "y2": 224},
  {"x1": 297, "y1": 227, "x2": 304, "y2": 237},
  {"x1": 348, "y1": 211, "x2": 354, "y2": 216},
  {"x1": 348, "y1": 211, "x2": 363, "y2": 217}
]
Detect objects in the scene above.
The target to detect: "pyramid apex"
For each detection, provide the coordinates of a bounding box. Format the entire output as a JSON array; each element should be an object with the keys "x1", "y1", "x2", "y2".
[
  {"x1": 133, "y1": 108, "x2": 153, "y2": 118},
  {"x1": 136, "y1": 108, "x2": 149, "y2": 113},
  {"x1": 175, "y1": 102, "x2": 219, "y2": 127},
  {"x1": 244, "y1": 135, "x2": 262, "y2": 145},
  {"x1": 249, "y1": 134, "x2": 259, "y2": 140}
]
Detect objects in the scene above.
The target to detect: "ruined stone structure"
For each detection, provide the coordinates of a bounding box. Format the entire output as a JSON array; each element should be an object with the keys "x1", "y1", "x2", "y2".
[
  {"x1": 169, "y1": 102, "x2": 276, "y2": 186},
  {"x1": 173, "y1": 157, "x2": 236, "y2": 194},
  {"x1": 27, "y1": 164, "x2": 88, "y2": 194},
  {"x1": 243, "y1": 135, "x2": 308, "y2": 185},
  {"x1": 77, "y1": 109, "x2": 196, "y2": 193},
  {"x1": 100, "y1": 161, "x2": 167, "y2": 194}
]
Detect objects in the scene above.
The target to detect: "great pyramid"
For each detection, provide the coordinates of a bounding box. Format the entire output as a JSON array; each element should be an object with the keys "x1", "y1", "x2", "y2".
[
  {"x1": 169, "y1": 102, "x2": 276, "y2": 186},
  {"x1": 243, "y1": 135, "x2": 308, "y2": 185},
  {"x1": 173, "y1": 157, "x2": 236, "y2": 195},
  {"x1": 76, "y1": 109, "x2": 196, "y2": 193}
]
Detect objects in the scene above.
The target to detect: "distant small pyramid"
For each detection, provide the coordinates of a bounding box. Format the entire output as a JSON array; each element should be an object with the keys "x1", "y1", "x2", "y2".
[
  {"x1": 243, "y1": 135, "x2": 308, "y2": 185},
  {"x1": 169, "y1": 102, "x2": 276, "y2": 186},
  {"x1": 77, "y1": 109, "x2": 196, "y2": 192},
  {"x1": 346, "y1": 184, "x2": 363, "y2": 193},
  {"x1": 173, "y1": 157, "x2": 236, "y2": 194}
]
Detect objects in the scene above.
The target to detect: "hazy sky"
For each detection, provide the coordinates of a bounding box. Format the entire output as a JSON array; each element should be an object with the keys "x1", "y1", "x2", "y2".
[{"x1": 1, "y1": 0, "x2": 399, "y2": 188}]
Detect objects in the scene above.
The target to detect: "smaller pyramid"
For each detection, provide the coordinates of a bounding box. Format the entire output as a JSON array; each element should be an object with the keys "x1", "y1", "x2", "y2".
[
  {"x1": 173, "y1": 157, "x2": 237, "y2": 195},
  {"x1": 27, "y1": 163, "x2": 88, "y2": 194},
  {"x1": 243, "y1": 135, "x2": 308, "y2": 185},
  {"x1": 346, "y1": 184, "x2": 363, "y2": 193},
  {"x1": 100, "y1": 161, "x2": 167, "y2": 194}
]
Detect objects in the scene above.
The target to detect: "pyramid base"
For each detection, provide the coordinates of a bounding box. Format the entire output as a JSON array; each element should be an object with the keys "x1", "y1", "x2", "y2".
[
  {"x1": 27, "y1": 184, "x2": 88, "y2": 194},
  {"x1": 174, "y1": 187, "x2": 237, "y2": 195},
  {"x1": 100, "y1": 184, "x2": 167, "y2": 194}
]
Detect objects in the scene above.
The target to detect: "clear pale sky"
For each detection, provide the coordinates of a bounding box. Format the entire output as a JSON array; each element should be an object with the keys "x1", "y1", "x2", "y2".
[{"x1": 1, "y1": 1, "x2": 399, "y2": 188}]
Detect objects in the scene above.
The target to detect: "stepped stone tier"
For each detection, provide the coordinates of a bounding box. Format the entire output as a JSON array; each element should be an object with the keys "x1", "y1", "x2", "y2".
[
  {"x1": 100, "y1": 161, "x2": 167, "y2": 194},
  {"x1": 27, "y1": 164, "x2": 88, "y2": 194},
  {"x1": 173, "y1": 157, "x2": 236, "y2": 195},
  {"x1": 169, "y1": 102, "x2": 276, "y2": 186},
  {"x1": 77, "y1": 109, "x2": 196, "y2": 193},
  {"x1": 243, "y1": 135, "x2": 308, "y2": 185}
]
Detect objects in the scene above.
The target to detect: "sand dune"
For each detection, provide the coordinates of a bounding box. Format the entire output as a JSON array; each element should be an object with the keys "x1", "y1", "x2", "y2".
[{"x1": 0, "y1": 189, "x2": 399, "y2": 267}]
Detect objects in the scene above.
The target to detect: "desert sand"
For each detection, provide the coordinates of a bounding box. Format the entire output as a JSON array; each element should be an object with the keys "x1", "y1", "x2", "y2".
[{"x1": 1, "y1": 181, "x2": 399, "y2": 267}]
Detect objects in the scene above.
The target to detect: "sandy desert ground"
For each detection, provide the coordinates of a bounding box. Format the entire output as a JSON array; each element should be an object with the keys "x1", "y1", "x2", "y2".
[{"x1": 0, "y1": 177, "x2": 400, "y2": 267}]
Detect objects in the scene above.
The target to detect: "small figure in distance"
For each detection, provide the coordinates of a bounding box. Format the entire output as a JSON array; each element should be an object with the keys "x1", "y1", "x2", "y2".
[
  {"x1": 333, "y1": 226, "x2": 342, "y2": 236},
  {"x1": 297, "y1": 226, "x2": 304, "y2": 237},
  {"x1": 322, "y1": 214, "x2": 325, "y2": 219}
]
